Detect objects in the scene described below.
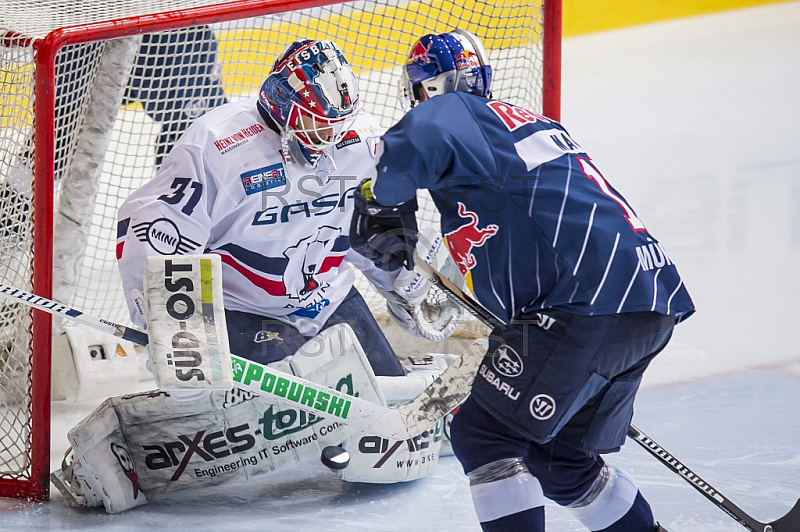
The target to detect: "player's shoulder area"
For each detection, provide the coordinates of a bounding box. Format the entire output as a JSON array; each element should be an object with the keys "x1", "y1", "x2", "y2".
[
  {"x1": 176, "y1": 97, "x2": 274, "y2": 150},
  {"x1": 393, "y1": 92, "x2": 479, "y2": 131},
  {"x1": 348, "y1": 109, "x2": 384, "y2": 136},
  {"x1": 333, "y1": 109, "x2": 384, "y2": 153}
]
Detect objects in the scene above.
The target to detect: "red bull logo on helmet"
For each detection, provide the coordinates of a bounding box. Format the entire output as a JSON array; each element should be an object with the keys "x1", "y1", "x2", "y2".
[
  {"x1": 444, "y1": 202, "x2": 499, "y2": 278},
  {"x1": 407, "y1": 40, "x2": 432, "y2": 64},
  {"x1": 454, "y1": 49, "x2": 480, "y2": 71}
]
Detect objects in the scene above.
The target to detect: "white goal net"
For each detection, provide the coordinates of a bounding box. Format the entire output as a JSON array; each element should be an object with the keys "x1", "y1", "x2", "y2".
[{"x1": 0, "y1": 0, "x2": 560, "y2": 499}]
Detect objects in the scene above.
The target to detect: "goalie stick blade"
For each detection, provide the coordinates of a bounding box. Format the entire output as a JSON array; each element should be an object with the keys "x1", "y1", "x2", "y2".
[{"x1": 397, "y1": 338, "x2": 486, "y2": 437}]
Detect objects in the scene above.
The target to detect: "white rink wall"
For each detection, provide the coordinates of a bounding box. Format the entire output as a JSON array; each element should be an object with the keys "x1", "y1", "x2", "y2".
[{"x1": 560, "y1": 2, "x2": 800, "y2": 389}]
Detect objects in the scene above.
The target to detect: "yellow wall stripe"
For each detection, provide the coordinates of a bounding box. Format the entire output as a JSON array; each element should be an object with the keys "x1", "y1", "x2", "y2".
[
  {"x1": 563, "y1": 0, "x2": 793, "y2": 37},
  {"x1": 216, "y1": 0, "x2": 542, "y2": 94}
]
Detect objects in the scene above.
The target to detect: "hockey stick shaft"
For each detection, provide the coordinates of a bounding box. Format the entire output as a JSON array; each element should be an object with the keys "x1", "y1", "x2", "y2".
[
  {"x1": 414, "y1": 265, "x2": 800, "y2": 532},
  {"x1": 0, "y1": 283, "x2": 148, "y2": 345},
  {"x1": 414, "y1": 260, "x2": 502, "y2": 330},
  {"x1": 0, "y1": 280, "x2": 477, "y2": 440},
  {"x1": 0, "y1": 282, "x2": 397, "y2": 434}
]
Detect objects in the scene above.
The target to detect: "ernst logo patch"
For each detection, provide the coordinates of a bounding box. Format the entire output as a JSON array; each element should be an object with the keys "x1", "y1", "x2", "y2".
[{"x1": 240, "y1": 164, "x2": 286, "y2": 195}]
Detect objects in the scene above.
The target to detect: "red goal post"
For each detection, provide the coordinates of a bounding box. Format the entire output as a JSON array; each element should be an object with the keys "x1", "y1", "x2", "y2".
[{"x1": 0, "y1": 0, "x2": 561, "y2": 500}]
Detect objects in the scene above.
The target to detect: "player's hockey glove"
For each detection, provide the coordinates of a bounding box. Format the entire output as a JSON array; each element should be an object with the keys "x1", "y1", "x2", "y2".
[{"x1": 350, "y1": 178, "x2": 419, "y2": 272}]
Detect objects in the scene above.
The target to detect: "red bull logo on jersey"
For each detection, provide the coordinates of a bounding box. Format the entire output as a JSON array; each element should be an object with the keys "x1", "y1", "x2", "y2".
[
  {"x1": 444, "y1": 203, "x2": 499, "y2": 278},
  {"x1": 487, "y1": 100, "x2": 552, "y2": 132}
]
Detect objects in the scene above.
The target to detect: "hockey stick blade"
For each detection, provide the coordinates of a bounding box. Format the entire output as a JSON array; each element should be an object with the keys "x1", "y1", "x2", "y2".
[
  {"x1": 628, "y1": 425, "x2": 800, "y2": 532},
  {"x1": 0, "y1": 280, "x2": 476, "y2": 440},
  {"x1": 407, "y1": 268, "x2": 800, "y2": 531}
]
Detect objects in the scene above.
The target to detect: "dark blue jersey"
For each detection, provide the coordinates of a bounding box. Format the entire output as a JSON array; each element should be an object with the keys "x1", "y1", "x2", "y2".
[{"x1": 373, "y1": 92, "x2": 694, "y2": 323}]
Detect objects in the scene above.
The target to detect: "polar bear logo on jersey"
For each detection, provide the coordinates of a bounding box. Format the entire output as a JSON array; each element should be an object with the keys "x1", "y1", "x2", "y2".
[{"x1": 283, "y1": 226, "x2": 341, "y2": 302}]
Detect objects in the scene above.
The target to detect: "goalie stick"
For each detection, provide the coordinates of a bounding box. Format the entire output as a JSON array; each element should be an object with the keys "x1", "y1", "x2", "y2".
[
  {"x1": 0, "y1": 281, "x2": 482, "y2": 441},
  {"x1": 413, "y1": 261, "x2": 800, "y2": 532}
]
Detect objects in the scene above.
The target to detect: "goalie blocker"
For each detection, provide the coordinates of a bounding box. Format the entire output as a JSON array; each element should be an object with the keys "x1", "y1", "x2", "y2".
[{"x1": 143, "y1": 254, "x2": 233, "y2": 391}]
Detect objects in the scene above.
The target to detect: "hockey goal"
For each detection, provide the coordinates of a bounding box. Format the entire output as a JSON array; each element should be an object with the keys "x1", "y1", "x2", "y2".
[{"x1": 0, "y1": 0, "x2": 561, "y2": 499}]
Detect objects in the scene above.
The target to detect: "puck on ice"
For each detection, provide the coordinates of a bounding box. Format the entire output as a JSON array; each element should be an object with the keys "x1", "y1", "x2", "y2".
[{"x1": 321, "y1": 446, "x2": 350, "y2": 470}]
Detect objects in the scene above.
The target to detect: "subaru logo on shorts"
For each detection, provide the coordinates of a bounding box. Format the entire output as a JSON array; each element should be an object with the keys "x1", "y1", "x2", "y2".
[
  {"x1": 491, "y1": 345, "x2": 523, "y2": 378},
  {"x1": 529, "y1": 394, "x2": 556, "y2": 420}
]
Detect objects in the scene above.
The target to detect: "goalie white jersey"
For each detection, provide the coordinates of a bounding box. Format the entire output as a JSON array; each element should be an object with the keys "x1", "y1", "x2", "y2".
[{"x1": 117, "y1": 97, "x2": 383, "y2": 335}]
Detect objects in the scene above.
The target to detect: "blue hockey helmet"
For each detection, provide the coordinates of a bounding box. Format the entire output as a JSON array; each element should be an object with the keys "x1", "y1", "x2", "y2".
[
  {"x1": 258, "y1": 40, "x2": 360, "y2": 159},
  {"x1": 401, "y1": 29, "x2": 492, "y2": 108}
]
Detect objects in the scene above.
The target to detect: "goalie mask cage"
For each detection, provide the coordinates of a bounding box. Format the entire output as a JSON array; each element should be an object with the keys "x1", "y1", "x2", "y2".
[{"x1": 0, "y1": 0, "x2": 561, "y2": 500}]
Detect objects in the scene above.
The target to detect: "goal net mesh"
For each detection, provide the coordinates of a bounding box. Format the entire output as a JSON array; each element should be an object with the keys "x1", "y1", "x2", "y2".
[{"x1": 0, "y1": 0, "x2": 554, "y2": 498}]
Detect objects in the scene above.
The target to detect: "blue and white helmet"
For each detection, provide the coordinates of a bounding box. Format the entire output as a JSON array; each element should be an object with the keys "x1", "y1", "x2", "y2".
[
  {"x1": 258, "y1": 40, "x2": 360, "y2": 163},
  {"x1": 401, "y1": 29, "x2": 492, "y2": 108}
]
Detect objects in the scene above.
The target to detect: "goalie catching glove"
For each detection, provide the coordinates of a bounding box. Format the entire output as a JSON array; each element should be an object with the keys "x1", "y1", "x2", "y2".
[
  {"x1": 350, "y1": 178, "x2": 419, "y2": 272},
  {"x1": 383, "y1": 227, "x2": 466, "y2": 342},
  {"x1": 350, "y1": 180, "x2": 463, "y2": 341}
]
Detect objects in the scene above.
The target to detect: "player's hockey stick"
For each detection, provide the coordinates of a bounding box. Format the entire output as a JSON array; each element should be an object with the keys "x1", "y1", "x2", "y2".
[
  {"x1": 0, "y1": 281, "x2": 482, "y2": 441},
  {"x1": 414, "y1": 261, "x2": 800, "y2": 532},
  {"x1": 627, "y1": 425, "x2": 800, "y2": 532}
]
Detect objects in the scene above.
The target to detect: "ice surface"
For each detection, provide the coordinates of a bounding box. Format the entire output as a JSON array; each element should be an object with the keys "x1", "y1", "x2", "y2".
[{"x1": 2, "y1": 2, "x2": 800, "y2": 530}]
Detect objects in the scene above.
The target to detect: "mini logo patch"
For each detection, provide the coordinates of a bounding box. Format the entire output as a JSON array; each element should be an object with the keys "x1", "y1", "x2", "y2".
[
  {"x1": 241, "y1": 164, "x2": 286, "y2": 195},
  {"x1": 132, "y1": 218, "x2": 201, "y2": 255},
  {"x1": 254, "y1": 331, "x2": 281, "y2": 343},
  {"x1": 335, "y1": 130, "x2": 361, "y2": 149}
]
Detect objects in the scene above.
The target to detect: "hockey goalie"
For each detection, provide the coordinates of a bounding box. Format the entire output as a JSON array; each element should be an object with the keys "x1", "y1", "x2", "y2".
[{"x1": 50, "y1": 39, "x2": 470, "y2": 513}]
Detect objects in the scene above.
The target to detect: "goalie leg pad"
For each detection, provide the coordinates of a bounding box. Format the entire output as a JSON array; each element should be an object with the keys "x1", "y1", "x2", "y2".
[
  {"x1": 337, "y1": 418, "x2": 444, "y2": 483},
  {"x1": 52, "y1": 324, "x2": 385, "y2": 513},
  {"x1": 51, "y1": 324, "x2": 140, "y2": 402},
  {"x1": 337, "y1": 353, "x2": 454, "y2": 483}
]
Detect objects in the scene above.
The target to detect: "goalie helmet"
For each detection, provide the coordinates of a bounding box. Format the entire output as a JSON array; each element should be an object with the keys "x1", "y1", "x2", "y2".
[
  {"x1": 401, "y1": 29, "x2": 492, "y2": 108},
  {"x1": 257, "y1": 39, "x2": 361, "y2": 165}
]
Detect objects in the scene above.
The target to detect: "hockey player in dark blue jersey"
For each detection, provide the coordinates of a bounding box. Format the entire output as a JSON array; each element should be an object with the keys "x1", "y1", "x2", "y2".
[{"x1": 350, "y1": 29, "x2": 694, "y2": 532}]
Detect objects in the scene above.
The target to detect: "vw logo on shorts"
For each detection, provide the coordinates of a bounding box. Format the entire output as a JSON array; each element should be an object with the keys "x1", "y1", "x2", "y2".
[
  {"x1": 529, "y1": 394, "x2": 556, "y2": 420},
  {"x1": 491, "y1": 345, "x2": 523, "y2": 378}
]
